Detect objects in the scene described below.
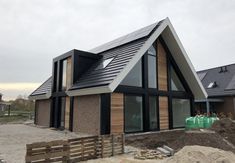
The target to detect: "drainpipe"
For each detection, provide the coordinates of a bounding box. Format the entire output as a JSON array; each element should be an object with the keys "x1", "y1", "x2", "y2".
[{"x1": 206, "y1": 100, "x2": 210, "y2": 114}]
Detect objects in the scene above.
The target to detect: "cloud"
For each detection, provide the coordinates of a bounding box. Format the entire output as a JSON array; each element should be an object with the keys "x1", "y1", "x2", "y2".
[
  {"x1": 0, "y1": 83, "x2": 40, "y2": 100},
  {"x1": 1, "y1": 0, "x2": 235, "y2": 99}
]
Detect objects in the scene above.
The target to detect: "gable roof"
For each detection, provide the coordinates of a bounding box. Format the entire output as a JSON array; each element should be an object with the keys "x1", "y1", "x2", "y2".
[
  {"x1": 197, "y1": 63, "x2": 235, "y2": 97},
  {"x1": 30, "y1": 18, "x2": 207, "y2": 100}
]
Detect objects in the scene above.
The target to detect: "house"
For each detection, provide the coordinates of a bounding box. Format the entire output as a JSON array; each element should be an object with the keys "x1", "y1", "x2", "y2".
[
  {"x1": 29, "y1": 18, "x2": 207, "y2": 135},
  {"x1": 0, "y1": 93, "x2": 10, "y2": 112},
  {"x1": 196, "y1": 64, "x2": 235, "y2": 119}
]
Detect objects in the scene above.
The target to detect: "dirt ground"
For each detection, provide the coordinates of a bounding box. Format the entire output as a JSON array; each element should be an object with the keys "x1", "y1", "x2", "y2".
[
  {"x1": 126, "y1": 119, "x2": 235, "y2": 154},
  {"x1": 0, "y1": 119, "x2": 235, "y2": 163},
  {"x1": 0, "y1": 123, "x2": 88, "y2": 163}
]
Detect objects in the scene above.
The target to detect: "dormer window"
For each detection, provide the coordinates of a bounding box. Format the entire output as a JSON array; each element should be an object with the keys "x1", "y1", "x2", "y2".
[
  {"x1": 207, "y1": 81, "x2": 217, "y2": 88},
  {"x1": 96, "y1": 57, "x2": 114, "y2": 70}
]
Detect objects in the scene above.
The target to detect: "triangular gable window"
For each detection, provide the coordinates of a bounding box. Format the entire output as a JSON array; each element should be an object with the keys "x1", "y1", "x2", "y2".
[
  {"x1": 171, "y1": 65, "x2": 185, "y2": 91},
  {"x1": 120, "y1": 59, "x2": 142, "y2": 87}
]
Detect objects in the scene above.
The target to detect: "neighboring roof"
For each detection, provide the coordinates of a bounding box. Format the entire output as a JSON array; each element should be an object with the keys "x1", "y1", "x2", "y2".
[
  {"x1": 197, "y1": 63, "x2": 235, "y2": 97},
  {"x1": 30, "y1": 18, "x2": 207, "y2": 100},
  {"x1": 29, "y1": 77, "x2": 52, "y2": 100}
]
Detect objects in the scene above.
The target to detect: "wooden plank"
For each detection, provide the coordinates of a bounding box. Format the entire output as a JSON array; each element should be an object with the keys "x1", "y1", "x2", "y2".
[
  {"x1": 157, "y1": 40, "x2": 168, "y2": 91},
  {"x1": 65, "y1": 96, "x2": 70, "y2": 130},
  {"x1": 159, "y1": 96, "x2": 169, "y2": 130}
]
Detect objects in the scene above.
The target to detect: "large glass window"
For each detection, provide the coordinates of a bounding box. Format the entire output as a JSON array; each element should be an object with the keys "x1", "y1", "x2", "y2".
[
  {"x1": 171, "y1": 66, "x2": 185, "y2": 91},
  {"x1": 172, "y1": 98, "x2": 190, "y2": 128},
  {"x1": 149, "y1": 96, "x2": 158, "y2": 130},
  {"x1": 124, "y1": 95, "x2": 143, "y2": 132},
  {"x1": 61, "y1": 59, "x2": 67, "y2": 91},
  {"x1": 60, "y1": 97, "x2": 66, "y2": 128},
  {"x1": 148, "y1": 45, "x2": 157, "y2": 88},
  {"x1": 121, "y1": 60, "x2": 142, "y2": 87}
]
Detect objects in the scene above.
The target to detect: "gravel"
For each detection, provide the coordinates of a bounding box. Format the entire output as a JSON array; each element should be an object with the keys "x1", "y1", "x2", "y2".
[{"x1": 0, "y1": 124, "x2": 88, "y2": 163}]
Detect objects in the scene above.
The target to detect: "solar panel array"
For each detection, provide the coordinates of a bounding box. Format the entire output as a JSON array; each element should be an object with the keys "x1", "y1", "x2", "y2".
[{"x1": 90, "y1": 22, "x2": 160, "y2": 54}]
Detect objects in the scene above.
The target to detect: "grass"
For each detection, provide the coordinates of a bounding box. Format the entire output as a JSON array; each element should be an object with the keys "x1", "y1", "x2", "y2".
[{"x1": 0, "y1": 115, "x2": 30, "y2": 124}]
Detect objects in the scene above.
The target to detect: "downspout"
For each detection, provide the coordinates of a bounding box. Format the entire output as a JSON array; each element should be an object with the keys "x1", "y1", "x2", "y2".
[{"x1": 206, "y1": 100, "x2": 210, "y2": 114}]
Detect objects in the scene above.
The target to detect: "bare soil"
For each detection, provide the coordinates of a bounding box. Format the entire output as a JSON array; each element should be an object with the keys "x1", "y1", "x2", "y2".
[
  {"x1": 126, "y1": 125, "x2": 235, "y2": 154},
  {"x1": 211, "y1": 118, "x2": 235, "y2": 145}
]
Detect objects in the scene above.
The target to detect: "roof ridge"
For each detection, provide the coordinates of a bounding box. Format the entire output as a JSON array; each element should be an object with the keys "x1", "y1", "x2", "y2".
[
  {"x1": 197, "y1": 62, "x2": 235, "y2": 73},
  {"x1": 89, "y1": 19, "x2": 165, "y2": 54}
]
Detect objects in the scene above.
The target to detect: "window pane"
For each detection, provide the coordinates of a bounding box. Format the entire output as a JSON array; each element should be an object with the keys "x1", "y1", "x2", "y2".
[
  {"x1": 60, "y1": 97, "x2": 66, "y2": 128},
  {"x1": 149, "y1": 96, "x2": 158, "y2": 130},
  {"x1": 62, "y1": 59, "x2": 67, "y2": 90},
  {"x1": 148, "y1": 55, "x2": 157, "y2": 88},
  {"x1": 124, "y1": 95, "x2": 143, "y2": 132},
  {"x1": 172, "y1": 99, "x2": 191, "y2": 128},
  {"x1": 95, "y1": 57, "x2": 114, "y2": 70},
  {"x1": 171, "y1": 66, "x2": 185, "y2": 91},
  {"x1": 148, "y1": 45, "x2": 156, "y2": 56},
  {"x1": 121, "y1": 60, "x2": 142, "y2": 87}
]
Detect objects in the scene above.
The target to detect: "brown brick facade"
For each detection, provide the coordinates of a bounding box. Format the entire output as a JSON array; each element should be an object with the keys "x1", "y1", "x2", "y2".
[
  {"x1": 35, "y1": 99, "x2": 51, "y2": 127},
  {"x1": 73, "y1": 95, "x2": 100, "y2": 135}
]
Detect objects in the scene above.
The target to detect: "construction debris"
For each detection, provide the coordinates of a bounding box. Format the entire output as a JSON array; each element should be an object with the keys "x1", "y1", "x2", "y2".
[{"x1": 134, "y1": 149, "x2": 167, "y2": 160}]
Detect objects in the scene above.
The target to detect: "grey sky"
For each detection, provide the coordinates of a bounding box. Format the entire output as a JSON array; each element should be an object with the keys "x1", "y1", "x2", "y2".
[{"x1": 0, "y1": 0, "x2": 235, "y2": 99}]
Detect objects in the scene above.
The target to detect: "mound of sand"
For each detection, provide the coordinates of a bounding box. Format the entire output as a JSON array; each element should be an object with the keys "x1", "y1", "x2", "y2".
[{"x1": 165, "y1": 145, "x2": 235, "y2": 163}]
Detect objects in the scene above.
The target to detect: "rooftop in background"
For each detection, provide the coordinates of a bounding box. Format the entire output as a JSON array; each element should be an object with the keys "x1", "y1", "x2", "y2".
[{"x1": 197, "y1": 63, "x2": 235, "y2": 97}]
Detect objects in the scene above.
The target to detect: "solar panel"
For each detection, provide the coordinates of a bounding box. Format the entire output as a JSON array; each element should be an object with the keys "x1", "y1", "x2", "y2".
[
  {"x1": 225, "y1": 74, "x2": 235, "y2": 90},
  {"x1": 90, "y1": 22, "x2": 159, "y2": 53},
  {"x1": 198, "y1": 72, "x2": 207, "y2": 80}
]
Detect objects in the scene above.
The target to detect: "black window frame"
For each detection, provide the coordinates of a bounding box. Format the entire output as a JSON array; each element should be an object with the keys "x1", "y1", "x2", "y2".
[{"x1": 115, "y1": 36, "x2": 195, "y2": 133}]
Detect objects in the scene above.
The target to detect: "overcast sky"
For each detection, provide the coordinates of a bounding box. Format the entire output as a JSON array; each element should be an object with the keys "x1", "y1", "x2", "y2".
[{"x1": 0, "y1": 0, "x2": 235, "y2": 100}]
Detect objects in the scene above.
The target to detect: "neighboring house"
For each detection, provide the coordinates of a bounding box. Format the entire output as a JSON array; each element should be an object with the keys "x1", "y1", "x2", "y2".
[
  {"x1": 196, "y1": 64, "x2": 235, "y2": 119},
  {"x1": 29, "y1": 18, "x2": 207, "y2": 135},
  {"x1": 0, "y1": 93, "x2": 10, "y2": 112}
]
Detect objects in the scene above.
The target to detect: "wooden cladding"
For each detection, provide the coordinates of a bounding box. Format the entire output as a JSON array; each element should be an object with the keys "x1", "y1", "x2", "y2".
[
  {"x1": 111, "y1": 93, "x2": 124, "y2": 134},
  {"x1": 157, "y1": 40, "x2": 168, "y2": 91},
  {"x1": 64, "y1": 97, "x2": 70, "y2": 130},
  {"x1": 159, "y1": 96, "x2": 169, "y2": 130}
]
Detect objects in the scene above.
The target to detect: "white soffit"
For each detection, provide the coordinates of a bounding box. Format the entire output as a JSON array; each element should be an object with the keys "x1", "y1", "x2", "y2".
[{"x1": 161, "y1": 19, "x2": 208, "y2": 99}]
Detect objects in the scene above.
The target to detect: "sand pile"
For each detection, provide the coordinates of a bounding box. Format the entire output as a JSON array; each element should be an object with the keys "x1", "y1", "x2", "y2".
[{"x1": 165, "y1": 145, "x2": 235, "y2": 163}]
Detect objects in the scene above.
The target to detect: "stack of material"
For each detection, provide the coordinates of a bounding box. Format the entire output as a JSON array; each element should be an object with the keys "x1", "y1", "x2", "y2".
[
  {"x1": 134, "y1": 145, "x2": 174, "y2": 160},
  {"x1": 134, "y1": 150, "x2": 166, "y2": 160}
]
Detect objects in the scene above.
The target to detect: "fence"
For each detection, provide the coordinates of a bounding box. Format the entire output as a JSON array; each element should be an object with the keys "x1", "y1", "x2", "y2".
[{"x1": 25, "y1": 134, "x2": 124, "y2": 163}]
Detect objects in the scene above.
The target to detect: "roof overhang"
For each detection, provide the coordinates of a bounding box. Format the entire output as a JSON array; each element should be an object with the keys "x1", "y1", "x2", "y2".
[
  {"x1": 160, "y1": 18, "x2": 208, "y2": 100},
  {"x1": 195, "y1": 98, "x2": 224, "y2": 103}
]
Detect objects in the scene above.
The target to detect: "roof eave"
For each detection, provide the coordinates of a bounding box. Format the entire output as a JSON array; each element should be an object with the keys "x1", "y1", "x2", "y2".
[{"x1": 28, "y1": 92, "x2": 51, "y2": 100}]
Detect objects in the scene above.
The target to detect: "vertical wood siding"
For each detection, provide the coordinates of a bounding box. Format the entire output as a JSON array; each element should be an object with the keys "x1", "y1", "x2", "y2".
[
  {"x1": 65, "y1": 97, "x2": 70, "y2": 130},
  {"x1": 157, "y1": 40, "x2": 168, "y2": 91},
  {"x1": 159, "y1": 96, "x2": 169, "y2": 130},
  {"x1": 111, "y1": 93, "x2": 124, "y2": 134}
]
